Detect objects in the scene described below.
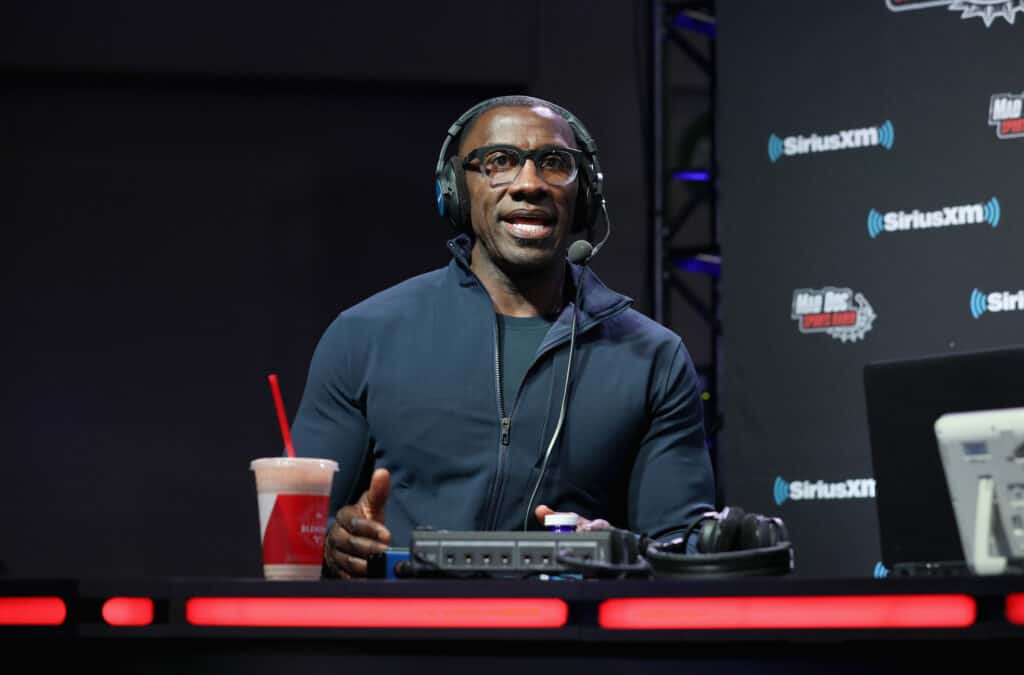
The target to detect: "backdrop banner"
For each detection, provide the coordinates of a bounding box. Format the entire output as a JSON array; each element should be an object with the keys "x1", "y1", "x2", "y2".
[{"x1": 716, "y1": 0, "x2": 1023, "y2": 577}]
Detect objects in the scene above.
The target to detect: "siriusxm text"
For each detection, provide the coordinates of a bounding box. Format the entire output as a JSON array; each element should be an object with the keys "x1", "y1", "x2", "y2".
[
  {"x1": 783, "y1": 127, "x2": 880, "y2": 155},
  {"x1": 788, "y1": 479, "x2": 876, "y2": 501},
  {"x1": 883, "y1": 204, "x2": 985, "y2": 231}
]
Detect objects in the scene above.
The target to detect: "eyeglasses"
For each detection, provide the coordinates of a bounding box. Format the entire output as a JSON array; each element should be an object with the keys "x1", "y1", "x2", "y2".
[{"x1": 462, "y1": 144, "x2": 583, "y2": 187}]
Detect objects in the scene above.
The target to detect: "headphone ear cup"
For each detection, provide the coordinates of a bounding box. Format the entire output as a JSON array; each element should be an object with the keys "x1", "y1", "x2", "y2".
[
  {"x1": 573, "y1": 163, "x2": 603, "y2": 234},
  {"x1": 437, "y1": 157, "x2": 470, "y2": 232},
  {"x1": 768, "y1": 517, "x2": 790, "y2": 545},
  {"x1": 572, "y1": 172, "x2": 593, "y2": 234},
  {"x1": 739, "y1": 513, "x2": 767, "y2": 550},
  {"x1": 716, "y1": 506, "x2": 746, "y2": 552},
  {"x1": 435, "y1": 164, "x2": 455, "y2": 227},
  {"x1": 742, "y1": 514, "x2": 792, "y2": 549},
  {"x1": 700, "y1": 506, "x2": 746, "y2": 553},
  {"x1": 697, "y1": 517, "x2": 717, "y2": 554}
]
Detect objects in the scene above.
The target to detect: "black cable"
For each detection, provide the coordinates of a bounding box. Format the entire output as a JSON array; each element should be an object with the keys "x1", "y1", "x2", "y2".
[
  {"x1": 521, "y1": 268, "x2": 586, "y2": 531},
  {"x1": 554, "y1": 551, "x2": 653, "y2": 579}
]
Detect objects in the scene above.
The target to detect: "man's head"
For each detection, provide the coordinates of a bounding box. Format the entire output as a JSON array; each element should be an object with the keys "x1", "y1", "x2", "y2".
[{"x1": 457, "y1": 103, "x2": 581, "y2": 276}]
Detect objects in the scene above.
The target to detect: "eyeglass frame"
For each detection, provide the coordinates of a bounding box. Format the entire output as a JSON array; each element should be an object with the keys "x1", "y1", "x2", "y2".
[{"x1": 461, "y1": 144, "x2": 586, "y2": 187}]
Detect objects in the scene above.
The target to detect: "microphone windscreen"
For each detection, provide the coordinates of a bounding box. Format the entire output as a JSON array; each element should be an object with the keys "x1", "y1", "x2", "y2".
[{"x1": 567, "y1": 240, "x2": 594, "y2": 265}]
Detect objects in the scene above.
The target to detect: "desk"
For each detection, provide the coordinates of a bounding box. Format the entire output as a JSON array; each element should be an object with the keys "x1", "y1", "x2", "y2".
[{"x1": 2, "y1": 576, "x2": 1022, "y2": 673}]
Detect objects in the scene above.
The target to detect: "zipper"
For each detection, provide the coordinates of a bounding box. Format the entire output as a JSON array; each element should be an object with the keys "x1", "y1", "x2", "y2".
[
  {"x1": 483, "y1": 314, "x2": 510, "y2": 530},
  {"x1": 495, "y1": 316, "x2": 510, "y2": 445},
  {"x1": 481, "y1": 301, "x2": 630, "y2": 531},
  {"x1": 449, "y1": 239, "x2": 631, "y2": 530}
]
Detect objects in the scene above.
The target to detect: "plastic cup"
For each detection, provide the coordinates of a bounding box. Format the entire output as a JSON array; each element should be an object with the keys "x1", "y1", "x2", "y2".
[
  {"x1": 545, "y1": 512, "x2": 580, "y2": 534},
  {"x1": 250, "y1": 457, "x2": 338, "y2": 580}
]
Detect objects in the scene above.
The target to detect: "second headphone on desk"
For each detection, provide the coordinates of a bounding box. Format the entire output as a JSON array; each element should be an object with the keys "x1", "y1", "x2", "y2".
[{"x1": 645, "y1": 506, "x2": 794, "y2": 577}]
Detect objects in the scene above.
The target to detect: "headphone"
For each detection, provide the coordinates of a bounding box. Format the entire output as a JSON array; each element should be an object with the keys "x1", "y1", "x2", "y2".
[
  {"x1": 433, "y1": 95, "x2": 605, "y2": 235},
  {"x1": 644, "y1": 506, "x2": 794, "y2": 577}
]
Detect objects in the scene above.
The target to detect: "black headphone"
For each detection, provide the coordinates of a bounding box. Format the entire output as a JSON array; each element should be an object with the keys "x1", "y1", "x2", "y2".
[
  {"x1": 644, "y1": 506, "x2": 794, "y2": 577},
  {"x1": 433, "y1": 95, "x2": 605, "y2": 235}
]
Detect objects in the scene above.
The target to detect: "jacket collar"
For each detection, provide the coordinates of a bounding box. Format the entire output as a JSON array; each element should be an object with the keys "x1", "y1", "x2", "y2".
[{"x1": 446, "y1": 234, "x2": 633, "y2": 326}]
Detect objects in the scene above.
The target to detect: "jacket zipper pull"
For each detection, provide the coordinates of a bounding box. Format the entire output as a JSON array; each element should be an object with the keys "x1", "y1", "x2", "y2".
[{"x1": 501, "y1": 417, "x2": 511, "y2": 446}]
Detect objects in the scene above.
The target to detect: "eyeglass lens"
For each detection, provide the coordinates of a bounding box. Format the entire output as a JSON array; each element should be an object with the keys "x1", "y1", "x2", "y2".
[{"x1": 481, "y1": 148, "x2": 577, "y2": 186}]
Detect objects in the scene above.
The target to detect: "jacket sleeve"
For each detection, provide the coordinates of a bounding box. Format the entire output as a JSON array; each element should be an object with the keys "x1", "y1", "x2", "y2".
[
  {"x1": 290, "y1": 315, "x2": 374, "y2": 517},
  {"x1": 627, "y1": 339, "x2": 716, "y2": 550}
]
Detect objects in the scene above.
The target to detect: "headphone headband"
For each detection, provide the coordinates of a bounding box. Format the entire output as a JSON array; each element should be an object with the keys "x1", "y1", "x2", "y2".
[
  {"x1": 434, "y1": 96, "x2": 600, "y2": 179},
  {"x1": 643, "y1": 507, "x2": 794, "y2": 577}
]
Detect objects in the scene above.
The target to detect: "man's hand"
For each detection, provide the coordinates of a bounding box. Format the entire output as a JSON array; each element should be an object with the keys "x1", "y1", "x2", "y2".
[
  {"x1": 324, "y1": 468, "x2": 391, "y2": 578},
  {"x1": 534, "y1": 504, "x2": 611, "y2": 532}
]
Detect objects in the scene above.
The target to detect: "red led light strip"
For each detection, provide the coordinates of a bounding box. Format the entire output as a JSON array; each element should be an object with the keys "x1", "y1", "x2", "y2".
[
  {"x1": 186, "y1": 597, "x2": 569, "y2": 628},
  {"x1": 599, "y1": 595, "x2": 977, "y2": 630},
  {"x1": 0, "y1": 597, "x2": 67, "y2": 626},
  {"x1": 102, "y1": 597, "x2": 155, "y2": 626},
  {"x1": 1007, "y1": 593, "x2": 1024, "y2": 625}
]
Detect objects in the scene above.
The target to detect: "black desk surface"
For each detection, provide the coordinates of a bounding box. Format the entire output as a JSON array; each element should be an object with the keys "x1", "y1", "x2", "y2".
[{"x1": 3, "y1": 575, "x2": 1023, "y2": 674}]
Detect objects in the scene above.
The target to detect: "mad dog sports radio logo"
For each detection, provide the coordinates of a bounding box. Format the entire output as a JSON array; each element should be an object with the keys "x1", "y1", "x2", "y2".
[
  {"x1": 791, "y1": 287, "x2": 876, "y2": 342},
  {"x1": 866, "y1": 196, "x2": 1001, "y2": 238},
  {"x1": 887, "y1": 0, "x2": 1024, "y2": 27},
  {"x1": 970, "y1": 287, "x2": 1024, "y2": 318},
  {"x1": 773, "y1": 476, "x2": 877, "y2": 506},
  {"x1": 768, "y1": 120, "x2": 893, "y2": 162},
  {"x1": 990, "y1": 92, "x2": 1024, "y2": 139}
]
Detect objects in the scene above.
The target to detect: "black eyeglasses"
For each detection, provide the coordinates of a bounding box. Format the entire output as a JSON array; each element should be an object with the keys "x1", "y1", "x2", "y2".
[{"x1": 462, "y1": 144, "x2": 583, "y2": 187}]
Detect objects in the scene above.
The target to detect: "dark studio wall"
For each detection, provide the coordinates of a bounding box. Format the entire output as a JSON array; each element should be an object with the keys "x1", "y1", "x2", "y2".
[{"x1": 0, "y1": 1, "x2": 672, "y2": 578}]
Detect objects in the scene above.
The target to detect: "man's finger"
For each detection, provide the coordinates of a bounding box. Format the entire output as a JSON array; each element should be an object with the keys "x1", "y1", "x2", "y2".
[
  {"x1": 534, "y1": 504, "x2": 556, "y2": 524},
  {"x1": 337, "y1": 503, "x2": 389, "y2": 539},
  {"x1": 326, "y1": 519, "x2": 346, "y2": 550},
  {"x1": 345, "y1": 532, "x2": 390, "y2": 558},
  {"x1": 331, "y1": 509, "x2": 391, "y2": 549},
  {"x1": 335, "y1": 505, "x2": 363, "y2": 532},
  {"x1": 365, "y1": 468, "x2": 391, "y2": 520},
  {"x1": 324, "y1": 523, "x2": 352, "y2": 575},
  {"x1": 328, "y1": 549, "x2": 365, "y2": 577},
  {"x1": 578, "y1": 518, "x2": 611, "y2": 532},
  {"x1": 324, "y1": 550, "x2": 352, "y2": 580},
  {"x1": 349, "y1": 516, "x2": 391, "y2": 545}
]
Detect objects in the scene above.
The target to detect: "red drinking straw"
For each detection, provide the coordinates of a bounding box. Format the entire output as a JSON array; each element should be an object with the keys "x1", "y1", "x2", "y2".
[{"x1": 267, "y1": 373, "x2": 296, "y2": 458}]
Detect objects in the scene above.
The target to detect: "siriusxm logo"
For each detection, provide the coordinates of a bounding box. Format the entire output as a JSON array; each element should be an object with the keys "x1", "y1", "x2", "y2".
[
  {"x1": 768, "y1": 120, "x2": 893, "y2": 162},
  {"x1": 773, "y1": 476, "x2": 876, "y2": 505},
  {"x1": 866, "y1": 197, "x2": 1001, "y2": 238},
  {"x1": 970, "y1": 288, "x2": 1024, "y2": 318},
  {"x1": 873, "y1": 562, "x2": 889, "y2": 579}
]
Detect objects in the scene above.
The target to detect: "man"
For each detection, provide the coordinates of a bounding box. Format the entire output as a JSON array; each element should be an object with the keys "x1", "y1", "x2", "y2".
[{"x1": 292, "y1": 96, "x2": 714, "y2": 578}]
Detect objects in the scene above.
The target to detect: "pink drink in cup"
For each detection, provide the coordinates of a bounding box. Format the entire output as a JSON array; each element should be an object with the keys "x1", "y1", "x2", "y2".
[{"x1": 250, "y1": 457, "x2": 338, "y2": 580}]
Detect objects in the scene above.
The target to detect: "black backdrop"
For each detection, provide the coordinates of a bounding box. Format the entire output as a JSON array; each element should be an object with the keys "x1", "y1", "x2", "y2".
[
  {"x1": 0, "y1": 1, "x2": 659, "y2": 578},
  {"x1": 2, "y1": 76, "x2": 495, "y2": 576},
  {"x1": 717, "y1": 1, "x2": 1024, "y2": 577}
]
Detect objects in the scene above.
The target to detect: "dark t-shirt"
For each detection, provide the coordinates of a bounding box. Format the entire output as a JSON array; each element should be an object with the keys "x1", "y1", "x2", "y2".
[{"x1": 496, "y1": 313, "x2": 555, "y2": 411}]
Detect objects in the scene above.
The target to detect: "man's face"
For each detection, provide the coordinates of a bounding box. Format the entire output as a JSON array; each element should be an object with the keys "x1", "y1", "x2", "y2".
[{"x1": 460, "y1": 105, "x2": 579, "y2": 275}]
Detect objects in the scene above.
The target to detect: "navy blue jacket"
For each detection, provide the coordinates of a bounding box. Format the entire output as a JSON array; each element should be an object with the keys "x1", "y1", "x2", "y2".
[{"x1": 292, "y1": 236, "x2": 715, "y2": 546}]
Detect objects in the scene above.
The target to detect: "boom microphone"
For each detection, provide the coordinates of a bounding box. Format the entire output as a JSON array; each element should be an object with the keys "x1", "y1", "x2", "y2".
[
  {"x1": 567, "y1": 240, "x2": 594, "y2": 265},
  {"x1": 566, "y1": 200, "x2": 612, "y2": 266}
]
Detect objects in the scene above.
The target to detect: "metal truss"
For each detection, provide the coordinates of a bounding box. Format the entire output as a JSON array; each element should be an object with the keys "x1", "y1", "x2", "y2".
[{"x1": 651, "y1": 0, "x2": 722, "y2": 499}]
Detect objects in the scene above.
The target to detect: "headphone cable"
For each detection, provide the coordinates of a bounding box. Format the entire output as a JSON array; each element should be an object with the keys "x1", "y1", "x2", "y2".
[{"x1": 522, "y1": 268, "x2": 585, "y2": 531}]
